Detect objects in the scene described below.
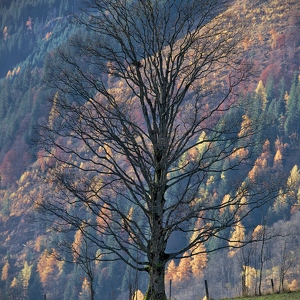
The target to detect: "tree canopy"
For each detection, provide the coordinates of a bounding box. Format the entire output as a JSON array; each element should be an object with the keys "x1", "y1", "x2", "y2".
[{"x1": 37, "y1": 0, "x2": 283, "y2": 299}]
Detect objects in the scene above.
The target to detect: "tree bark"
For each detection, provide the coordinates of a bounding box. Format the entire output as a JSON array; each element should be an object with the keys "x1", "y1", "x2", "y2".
[
  {"x1": 145, "y1": 262, "x2": 167, "y2": 300},
  {"x1": 145, "y1": 201, "x2": 168, "y2": 299}
]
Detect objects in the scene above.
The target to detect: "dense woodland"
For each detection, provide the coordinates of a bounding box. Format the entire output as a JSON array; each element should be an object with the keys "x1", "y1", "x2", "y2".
[{"x1": 0, "y1": 0, "x2": 300, "y2": 299}]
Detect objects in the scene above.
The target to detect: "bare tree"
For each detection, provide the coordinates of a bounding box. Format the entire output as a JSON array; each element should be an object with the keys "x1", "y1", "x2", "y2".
[
  {"x1": 69, "y1": 234, "x2": 98, "y2": 300},
  {"x1": 36, "y1": 0, "x2": 282, "y2": 298},
  {"x1": 48, "y1": 228, "x2": 99, "y2": 300},
  {"x1": 255, "y1": 213, "x2": 272, "y2": 296},
  {"x1": 273, "y1": 227, "x2": 297, "y2": 293}
]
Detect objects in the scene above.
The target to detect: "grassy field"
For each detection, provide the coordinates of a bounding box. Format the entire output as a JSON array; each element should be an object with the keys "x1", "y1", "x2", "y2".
[{"x1": 224, "y1": 291, "x2": 300, "y2": 300}]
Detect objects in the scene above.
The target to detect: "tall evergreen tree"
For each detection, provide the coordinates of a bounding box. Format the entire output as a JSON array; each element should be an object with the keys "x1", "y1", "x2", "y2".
[{"x1": 284, "y1": 74, "x2": 300, "y2": 137}]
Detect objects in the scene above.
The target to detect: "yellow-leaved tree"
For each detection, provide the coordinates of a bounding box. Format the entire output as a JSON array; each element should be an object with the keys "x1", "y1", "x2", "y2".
[
  {"x1": 165, "y1": 260, "x2": 179, "y2": 285},
  {"x1": 1, "y1": 260, "x2": 9, "y2": 281},
  {"x1": 190, "y1": 229, "x2": 208, "y2": 278},
  {"x1": 21, "y1": 261, "x2": 32, "y2": 292},
  {"x1": 37, "y1": 249, "x2": 64, "y2": 288},
  {"x1": 79, "y1": 277, "x2": 91, "y2": 300},
  {"x1": 176, "y1": 252, "x2": 192, "y2": 283},
  {"x1": 255, "y1": 80, "x2": 268, "y2": 111},
  {"x1": 228, "y1": 222, "x2": 246, "y2": 257}
]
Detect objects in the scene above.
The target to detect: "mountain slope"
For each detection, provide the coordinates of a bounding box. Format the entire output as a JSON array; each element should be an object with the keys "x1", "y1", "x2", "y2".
[{"x1": 0, "y1": 0, "x2": 299, "y2": 299}]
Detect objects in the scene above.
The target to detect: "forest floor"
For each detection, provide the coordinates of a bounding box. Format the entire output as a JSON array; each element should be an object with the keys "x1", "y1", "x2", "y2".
[{"x1": 224, "y1": 291, "x2": 300, "y2": 300}]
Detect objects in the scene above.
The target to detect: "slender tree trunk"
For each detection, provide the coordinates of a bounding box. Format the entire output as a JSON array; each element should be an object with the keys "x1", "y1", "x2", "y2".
[
  {"x1": 91, "y1": 287, "x2": 95, "y2": 300},
  {"x1": 258, "y1": 240, "x2": 265, "y2": 295},
  {"x1": 241, "y1": 272, "x2": 246, "y2": 297},
  {"x1": 88, "y1": 277, "x2": 95, "y2": 300},
  {"x1": 279, "y1": 241, "x2": 287, "y2": 293}
]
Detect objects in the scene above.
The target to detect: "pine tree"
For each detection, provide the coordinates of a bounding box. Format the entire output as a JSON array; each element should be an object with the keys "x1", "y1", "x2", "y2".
[
  {"x1": 265, "y1": 76, "x2": 275, "y2": 103},
  {"x1": 284, "y1": 74, "x2": 300, "y2": 137}
]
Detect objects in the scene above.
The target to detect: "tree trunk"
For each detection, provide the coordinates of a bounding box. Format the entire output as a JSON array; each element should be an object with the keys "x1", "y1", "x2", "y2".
[
  {"x1": 144, "y1": 225, "x2": 167, "y2": 300},
  {"x1": 144, "y1": 154, "x2": 168, "y2": 300},
  {"x1": 91, "y1": 288, "x2": 95, "y2": 300},
  {"x1": 144, "y1": 263, "x2": 167, "y2": 300}
]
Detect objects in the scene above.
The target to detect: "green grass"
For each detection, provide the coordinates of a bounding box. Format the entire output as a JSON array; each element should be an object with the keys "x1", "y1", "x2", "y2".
[{"x1": 224, "y1": 291, "x2": 300, "y2": 300}]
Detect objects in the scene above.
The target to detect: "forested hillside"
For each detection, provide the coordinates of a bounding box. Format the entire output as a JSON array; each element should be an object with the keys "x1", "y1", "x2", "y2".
[{"x1": 0, "y1": 0, "x2": 300, "y2": 299}]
